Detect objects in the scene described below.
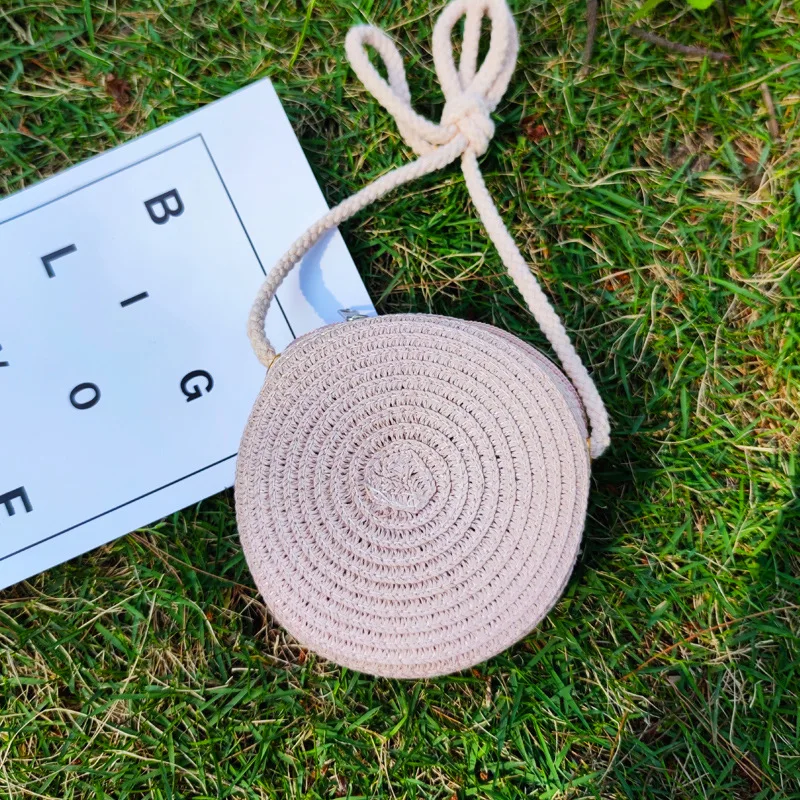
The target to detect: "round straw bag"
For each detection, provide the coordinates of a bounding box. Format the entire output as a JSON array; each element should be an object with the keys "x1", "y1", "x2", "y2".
[{"x1": 236, "y1": 0, "x2": 610, "y2": 678}]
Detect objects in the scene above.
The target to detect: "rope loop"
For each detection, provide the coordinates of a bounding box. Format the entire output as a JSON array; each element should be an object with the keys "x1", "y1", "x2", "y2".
[{"x1": 345, "y1": 0, "x2": 517, "y2": 158}]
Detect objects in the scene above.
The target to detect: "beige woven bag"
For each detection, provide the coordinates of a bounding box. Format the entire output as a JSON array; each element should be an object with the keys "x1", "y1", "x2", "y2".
[{"x1": 235, "y1": 0, "x2": 610, "y2": 678}]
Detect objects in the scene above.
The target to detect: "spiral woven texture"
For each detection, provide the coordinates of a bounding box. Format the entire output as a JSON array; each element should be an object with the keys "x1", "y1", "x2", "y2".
[{"x1": 235, "y1": 315, "x2": 591, "y2": 678}]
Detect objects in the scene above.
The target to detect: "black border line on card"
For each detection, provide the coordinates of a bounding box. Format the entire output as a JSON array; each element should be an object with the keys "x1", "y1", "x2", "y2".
[{"x1": 0, "y1": 455, "x2": 238, "y2": 562}]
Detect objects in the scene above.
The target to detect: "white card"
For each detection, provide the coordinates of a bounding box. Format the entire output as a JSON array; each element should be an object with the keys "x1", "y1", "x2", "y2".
[{"x1": 0, "y1": 78, "x2": 375, "y2": 590}]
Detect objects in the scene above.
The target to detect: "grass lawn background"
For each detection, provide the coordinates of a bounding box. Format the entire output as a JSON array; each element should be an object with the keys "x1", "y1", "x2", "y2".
[{"x1": 1, "y1": 0, "x2": 799, "y2": 797}]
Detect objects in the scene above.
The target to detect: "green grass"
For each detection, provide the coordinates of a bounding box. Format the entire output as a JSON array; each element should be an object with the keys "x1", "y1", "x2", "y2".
[{"x1": 1, "y1": 0, "x2": 799, "y2": 797}]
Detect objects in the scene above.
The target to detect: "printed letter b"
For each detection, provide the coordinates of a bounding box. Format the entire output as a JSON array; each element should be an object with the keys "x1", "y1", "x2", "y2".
[{"x1": 145, "y1": 189, "x2": 184, "y2": 225}]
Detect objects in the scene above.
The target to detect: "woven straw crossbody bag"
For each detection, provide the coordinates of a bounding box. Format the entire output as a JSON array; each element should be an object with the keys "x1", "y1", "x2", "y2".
[{"x1": 235, "y1": 0, "x2": 610, "y2": 678}]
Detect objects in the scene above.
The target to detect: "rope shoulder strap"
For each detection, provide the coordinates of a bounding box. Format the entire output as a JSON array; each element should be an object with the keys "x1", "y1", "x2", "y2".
[{"x1": 247, "y1": 0, "x2": 610, "y2": 458}]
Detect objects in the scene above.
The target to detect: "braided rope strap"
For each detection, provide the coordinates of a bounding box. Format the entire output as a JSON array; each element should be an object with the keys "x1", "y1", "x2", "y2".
[{"x1": 236, "y1": 0, "x2": 610, "y2": 678}]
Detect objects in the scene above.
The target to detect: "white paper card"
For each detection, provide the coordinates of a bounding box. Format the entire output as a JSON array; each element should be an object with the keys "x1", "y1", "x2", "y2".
[{"x1": 0, "y1": 79, "x2": 375, "y2": 590}]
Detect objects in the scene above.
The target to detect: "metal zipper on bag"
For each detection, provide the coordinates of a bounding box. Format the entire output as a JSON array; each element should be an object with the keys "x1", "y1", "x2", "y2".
[{"x1": 338, "y1": 309, "x2": 368, "y2": 322}]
